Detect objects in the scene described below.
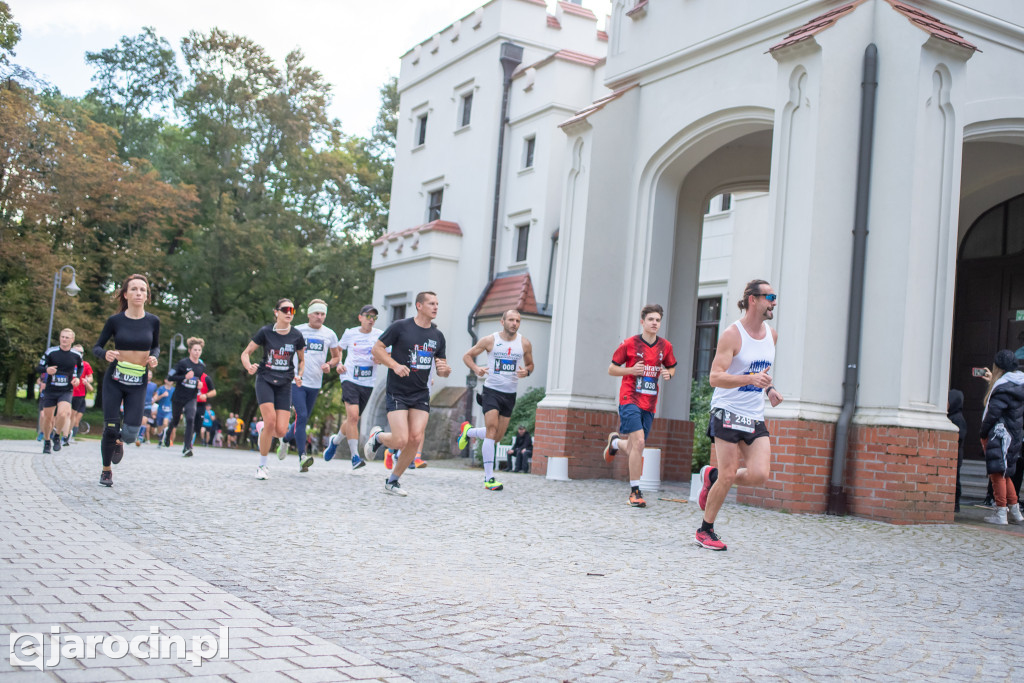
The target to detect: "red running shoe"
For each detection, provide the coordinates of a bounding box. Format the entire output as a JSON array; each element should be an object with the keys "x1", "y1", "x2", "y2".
[
  {"x1": 698, "y1": 465, "x2": 717, "y2": 511},
  {"x1": 384, "y1": 448, "x2": 395, "y2": 470},
  {"x1": 695, "y1": 528, "x2": 726, "y2": 551}
]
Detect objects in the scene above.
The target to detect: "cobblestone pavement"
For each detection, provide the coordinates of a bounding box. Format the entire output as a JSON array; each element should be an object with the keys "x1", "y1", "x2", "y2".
[{"x1": 4, "y1": 438, "x2": 1024, "y2": 681}]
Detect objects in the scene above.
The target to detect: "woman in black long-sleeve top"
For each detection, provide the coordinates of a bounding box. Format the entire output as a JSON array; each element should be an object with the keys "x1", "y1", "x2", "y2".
[{"x1": 93, "y1": 274, "x2": 161, "y2": 487}]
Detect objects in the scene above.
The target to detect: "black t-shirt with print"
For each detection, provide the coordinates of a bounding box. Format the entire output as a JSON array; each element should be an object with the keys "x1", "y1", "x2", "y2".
[
  {"x1": 378, "y1": 317, "x2": 446, "y2": 398},
  {"x1": 251, "y1": 325, "x2": 305, "y2": 386},
  {"x1": 170, "y1": 358, "x2": 206, "y2": 402},
  {"x1": 39, "y1": 347, "x2": 84, "y2": 395}
]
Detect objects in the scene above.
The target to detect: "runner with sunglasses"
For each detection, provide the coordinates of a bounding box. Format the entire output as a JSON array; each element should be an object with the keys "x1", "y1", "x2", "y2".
[
  {"x1": 93, "y1": 274, "x2": 161, "y2": 487},
  {"x1": 278, "y1": 299, "x2": 340, "y2": 472},
  {"x1": 324, "y1": 304, "x2": 383, "y2": 471},
  {"x1": 695, "y1": 279, "x2": 783, "y2": 551},
  {"x1": 241, "y1": 299, "x2": 305, "y2": 480}
]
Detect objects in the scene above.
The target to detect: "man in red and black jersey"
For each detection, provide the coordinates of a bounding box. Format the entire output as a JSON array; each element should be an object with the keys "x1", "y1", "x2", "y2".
[{"x1": 606, "y1": 304, "x2": 677, "y2": 507}]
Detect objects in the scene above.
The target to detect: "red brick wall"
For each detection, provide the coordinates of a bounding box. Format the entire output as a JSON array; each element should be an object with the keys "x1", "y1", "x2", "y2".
[
  {"x1": 533, "y1": 406, "x2": 693, "y2": 482},
  {"x1": 709, "y1": 419, "x2": 958, "y2": 524}
]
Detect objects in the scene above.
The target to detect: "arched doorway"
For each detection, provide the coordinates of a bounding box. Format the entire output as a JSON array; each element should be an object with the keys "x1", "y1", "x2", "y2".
[{"x1": 951, "y1": 192, "x2": 1024, "y2": 459}]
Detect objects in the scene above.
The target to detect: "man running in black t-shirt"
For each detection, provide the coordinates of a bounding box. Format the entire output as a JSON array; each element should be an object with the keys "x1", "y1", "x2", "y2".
[{"x1": 365, "y1": 291, "x2": 451, "y2": 496}]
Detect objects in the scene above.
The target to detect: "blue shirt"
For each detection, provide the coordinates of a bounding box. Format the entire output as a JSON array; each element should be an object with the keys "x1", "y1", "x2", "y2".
[{"x1": 143, "y1": 381, "x2": 158, "y2": 408}]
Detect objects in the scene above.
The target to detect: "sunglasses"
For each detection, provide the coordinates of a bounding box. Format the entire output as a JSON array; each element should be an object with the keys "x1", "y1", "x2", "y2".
[
  {"x1": 756, "y1": 294, "x2": 778, "y2": 302},
  {"x1": 277, "y1": 306, "x2": 296, "y2": 314},
  {"x1": 364, "y1": 314, "x2": 378, "y2": 320}
]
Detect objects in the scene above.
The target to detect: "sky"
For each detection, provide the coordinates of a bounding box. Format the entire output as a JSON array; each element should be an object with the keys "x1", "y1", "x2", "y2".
[{"x1": 10, "y1": 0, "x2": 611, "y2": 138}]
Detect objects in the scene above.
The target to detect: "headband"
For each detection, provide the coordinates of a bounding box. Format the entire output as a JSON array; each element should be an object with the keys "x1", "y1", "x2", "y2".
[{"x1": 307, "y1": 303, "x2": 328, "y2": 315}]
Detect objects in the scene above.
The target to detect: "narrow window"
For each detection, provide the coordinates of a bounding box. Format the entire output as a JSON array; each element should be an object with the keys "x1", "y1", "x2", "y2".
[
  {"x1": 391, "y1": 304, "x2": 407, "y2": 322},
  {"x1": 523, "y1": 136, "x2": 535, "y2": 168},
  {"x1": 721, "y1": 193, "x2": 732, "y2": 211},
  {"x1": 428, "y1": 189, "x2": 443, "y2": 222},
  {"x1": 692, "y1": 297, "x2": 722, "y2": 379},
  {"x1": 516, "y1": 223, "x2": 530, "y2": 262},
  {"x1": 416, "y1": 114, "x2": 428, "y2": 146},
  {"x1": 460, "y1": 92, "x2": 473, "y2": 127}
]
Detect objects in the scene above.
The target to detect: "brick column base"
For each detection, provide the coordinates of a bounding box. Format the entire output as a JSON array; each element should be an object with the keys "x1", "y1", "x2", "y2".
[
  {"x1": 533, "y1": 406, "x2": 693, "y2": 482},
  {"x1": 709, "y1": 419, "x2": 957, "y2": 524}
]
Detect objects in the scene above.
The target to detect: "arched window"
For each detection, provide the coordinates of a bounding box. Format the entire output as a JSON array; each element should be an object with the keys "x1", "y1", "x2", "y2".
[{"x1": 960, "y1": 193, "x2": 1024, "y2": 260}]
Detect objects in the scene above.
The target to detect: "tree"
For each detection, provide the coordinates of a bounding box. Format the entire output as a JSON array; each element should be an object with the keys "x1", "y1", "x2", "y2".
[{"x1": 84, "y1": 27, "x2": 181, "y2": 161}]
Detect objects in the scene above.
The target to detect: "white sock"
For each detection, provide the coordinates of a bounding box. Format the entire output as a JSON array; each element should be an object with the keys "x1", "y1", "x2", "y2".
[
  {"x1": 468, "y1": 427, "x2": 486, "y2": 440},
  {"x1": 259, "y1": 455, "x2": 268, "y2": 467},
  {"x1": 630, "y1": 479, "x2": 640, "y2": 487},
  {"x1": 348, "y1": 439, "x2": 359, "y2": 457},
  {"x1": 611, "y1": 438, "x2": 622, "y2": 451},
  {"x1": 483, "y1": 439, "x2": 495, "y2": 480}
]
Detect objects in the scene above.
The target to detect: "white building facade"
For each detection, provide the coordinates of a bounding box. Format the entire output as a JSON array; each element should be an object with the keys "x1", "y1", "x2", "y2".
[{"x1": 374, "y1": 0, "x2": 1024, "y2": 524}]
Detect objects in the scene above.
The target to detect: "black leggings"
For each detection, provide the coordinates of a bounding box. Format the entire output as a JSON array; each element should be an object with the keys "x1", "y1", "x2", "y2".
[
  {"x1": 168, "y1": 398, "x2": 197, "y2": 449},
  {"x1": 101, "y1": 365, "x2": 147, "y2": 467}
]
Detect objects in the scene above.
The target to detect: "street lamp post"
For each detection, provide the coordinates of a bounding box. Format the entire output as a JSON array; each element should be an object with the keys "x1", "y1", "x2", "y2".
[
  {"x1": 46, "y1": 265, "x2": 80, "y2": 350},
  {"x1": 167, "y1": 333, "x2": 186, "y2": 373}
]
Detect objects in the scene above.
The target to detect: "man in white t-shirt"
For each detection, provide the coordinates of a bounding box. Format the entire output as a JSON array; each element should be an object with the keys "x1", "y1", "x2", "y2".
[
  {"x1": 324, "y1": 304, "x2": 384, "y2": 471},
  {"x1": 279, "y1": 299, "x2": 340, "y2": 471}
]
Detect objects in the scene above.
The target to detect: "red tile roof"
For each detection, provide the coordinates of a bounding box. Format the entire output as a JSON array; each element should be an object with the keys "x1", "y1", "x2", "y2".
[
  {"x1": 559, "y1": 83, "x2": 638, "y2": 128},
  {"x1": 626, "y1": 1, "x2": 648, "y2": 19},
  {"x1": 517, "y1": 0, "x2": 547, "y2": 5},
  {"x1": 597, "y1": 29, "x2": 609, "y2": 42},
  {"x1": 474, "y1": 272, "x2": 540, "y2": 318},
  {"x1": 547, "y1": 14, "x2": 561, "y2": 29},
  {"x1": 514, "y1": 49, "x2": 606, "y2": 78},
  {"x1": 885, "y1": 0, "x2": 979, "y2": 52},
  {"x1": 372, "y1": 220, "x2": 462, "y2": 246},
  {"x1": 768, "y1": 1, "x2": 865, "y2": 53},
  {"x1": 769, "y1": 0, "x2": 978, "y2": 54},
  {"x1": 559, "y1": 1, "x2": 597, "y2": 20}
]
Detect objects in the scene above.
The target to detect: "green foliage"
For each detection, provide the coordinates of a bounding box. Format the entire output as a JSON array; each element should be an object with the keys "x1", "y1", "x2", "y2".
[
  {"x1": 690, "y1": 376, "x2": 714, "y2": 472},
  {"x1": 501, "y1": 387, "x2": 546, "y2": 444},
  {"x1": 0, "y1": 2, "x2": 20, "y2": 58},
  {"x1": 0, "y1": 425, "x2": 34, "y2": 439}
]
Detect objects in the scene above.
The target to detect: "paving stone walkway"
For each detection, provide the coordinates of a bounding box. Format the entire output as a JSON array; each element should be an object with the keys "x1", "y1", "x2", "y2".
[{"x1": 3, "y1": 438, "x2": 1024, "y2": 681}]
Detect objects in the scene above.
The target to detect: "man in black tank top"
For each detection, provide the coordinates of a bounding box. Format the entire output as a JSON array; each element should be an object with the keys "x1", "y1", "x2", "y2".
[{"x1": 696, "y1": 279, "x2": 783, "y2": 552}]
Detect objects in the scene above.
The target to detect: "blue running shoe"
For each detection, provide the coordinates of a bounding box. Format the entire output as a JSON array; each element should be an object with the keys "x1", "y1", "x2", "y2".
[
  {"x1": 323, "y1": 435, "x2": 338, "y2": 462},
  {"x1": 36, "y1": 432, "x2": 44, "y2": 442},
  {"x1": 352, "y1": 456, "x2": 366, "y2": 471}
]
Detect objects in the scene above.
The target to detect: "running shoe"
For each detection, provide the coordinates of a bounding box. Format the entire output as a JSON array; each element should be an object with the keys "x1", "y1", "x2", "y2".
[
  {"x1": 52, "y1": 437, "x2": 61, "y2": 452},
  {"x1": 458, "y1": 421, "x2": 472, "y2": 450},
  {"x1": 695, "y1": 528, "x2": 727, "y2": 551},
  {"x1": 42, "y1": 440, "x2": 51, "y2": 454},
  {"x1": 36, "y1": 432, "x2": 43, "y2": 442},
  {"x1": 384, "y1": 448, "x2": 395, "y2": 470},
  {"x1": 277, "y1": 437, "x2": 289, "y2": 460},
  {"x1": 363, "y1": 426, "x2": 383, "y2": 461},
  {"x1": 603, "y1": 432, "x2": 619, "y2": 463},
  {"x1": 300, "y1": 454, "x2": 313, "y2": 471},
  {"x1": 323, "y1": 435, "x2": 338, "y2": 462},
  {"x1": 351, "y1": 457, "x2": 366, "y2": 471},
  {"x1": 134, "y1": 438, "x2": 142, "y2": 447},
  {"x1": 413, "y1": 453, "x2": 427, "y2": 468},
  {"x1": 698, "y1": 465, "x2": 717, "y2": 511},
  {"x1": 383, "y1": 477, "x2": 407, "y2": 496},
  {"x1": 67, "y1": 435, "x2": 75, "y2": 445},
  {"x1": 255, "y1": 465, "x2": 269, "y2": 480},
  {"x1": 484, "y1": 478, "x2": 504, "y2": 491},
  {"x1": 182, "y1": 448, "x2": 193, "y2": 458},
  {"x1": 629, "y1": 489, "x2": 646, "y2": 507},
  {"x1": 62, "y1": 437, "x2": 70, "y2": 448},
  {"x1": 111, "y1": 441, "x2": 124, "y2": 465},
  {"x1": 99, "y1": 470, "x2": 113, "y2": 487}
]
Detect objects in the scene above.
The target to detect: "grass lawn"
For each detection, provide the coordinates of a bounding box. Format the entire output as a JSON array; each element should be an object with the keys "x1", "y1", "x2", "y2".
[{"x1": 0, "y1": 425, "x2": 39, "y2": 440}]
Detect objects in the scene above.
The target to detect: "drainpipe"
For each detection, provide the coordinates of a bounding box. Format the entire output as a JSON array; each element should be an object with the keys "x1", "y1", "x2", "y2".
[
  {"x1": 543, "y1": 230, "x2": 559, "y2": 314},
  {"x1": 462, "y1": 42, "x2": 524, "y2": 448},
  {"x1": 827, "y1": 44, "x2": 878, "y2": 516}
]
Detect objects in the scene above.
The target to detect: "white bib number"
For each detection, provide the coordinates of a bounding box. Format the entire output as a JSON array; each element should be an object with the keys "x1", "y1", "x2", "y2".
[
  {"x1": 494, "y1": 357, "x2": 517, "y2": 374},
  {"x1": 722, "y1": 410, "x2": 755, "y2": 433},
  {"x1": 354, "y1": 365, "x2": 373, "y2": 379},
  {"x1": 307, "y1": 338, "x2": 325, "y2": 353},
  {"x1": 414, "y1": 349, "x2": 433, "y2": 370},
  {"x1": 113, "y1": 367, "x2": 144, "y2": 386},
  {"x1": 637, "y1": 375, "x2": 659, "y2": 396},
  {"x1": 51, "y1": 374, "x2": 69, "y2": 388}
]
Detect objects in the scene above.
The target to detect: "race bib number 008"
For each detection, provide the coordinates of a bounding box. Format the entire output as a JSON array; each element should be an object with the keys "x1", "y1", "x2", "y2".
[{"x1": 494, "y1": 358, "x2": 517, "y2": 374}]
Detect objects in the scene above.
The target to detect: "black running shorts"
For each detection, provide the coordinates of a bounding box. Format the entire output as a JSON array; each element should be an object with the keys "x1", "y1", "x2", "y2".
[
  {"x1": 707, "y1": 409, "x2": 770, "y2": 445},
  {"x1": 480, "y1": 386, "x2": 517, "y2": 418},
  {"x1": 341, "y1": 381, "x2": 373, "y2": 414}
]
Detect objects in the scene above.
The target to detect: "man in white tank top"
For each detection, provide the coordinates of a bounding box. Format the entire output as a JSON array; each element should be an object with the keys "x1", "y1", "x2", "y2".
[
  {"x1": 458, "y1": 309, "x2": 535, "y2": 491},
  {"x1": 696, "y1": 279, "x2": 784, "y2": 551}
]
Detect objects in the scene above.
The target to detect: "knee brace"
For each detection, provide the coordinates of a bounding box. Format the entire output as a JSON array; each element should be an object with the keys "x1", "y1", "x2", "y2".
[
  {"x1": 122, "y1": 424, "x2": 141, "y2": 443},
  {"x1": 103, "y1": 421, "x2": 122, "y2": 442}
]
